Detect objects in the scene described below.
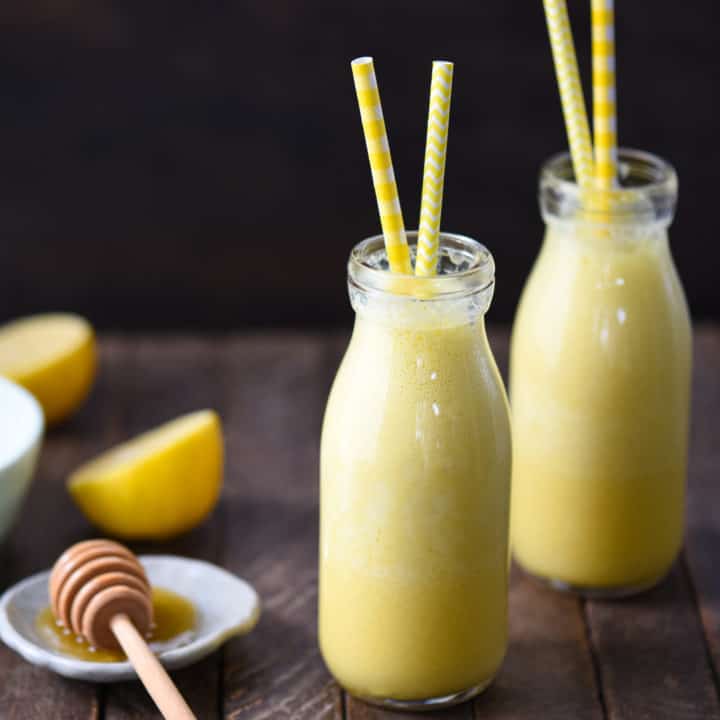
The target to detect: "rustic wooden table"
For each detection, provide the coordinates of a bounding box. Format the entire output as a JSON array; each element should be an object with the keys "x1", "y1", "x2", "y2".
[{"x1": 1, "y1": 327, "x2": 718, "y2": 719}]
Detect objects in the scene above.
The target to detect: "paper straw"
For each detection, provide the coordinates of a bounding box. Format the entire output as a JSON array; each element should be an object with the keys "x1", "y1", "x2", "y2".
[
  {"x1": 351, "y1": 57, "x2": 412, "y2": 275},
  {"x1": 592, "y1": 0, "x2": 618, "y2": 190},
  {"x1": 416, "y1": 61, "x2": 454, "y2": 277},
  {"x1": 543, "y1": 0, "x2": 594, "y2": 189}
]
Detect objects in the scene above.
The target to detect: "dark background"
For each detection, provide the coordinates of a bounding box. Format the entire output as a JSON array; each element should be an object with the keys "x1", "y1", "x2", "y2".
[{"x1": 0, "y1": 1, "x2": 717, "y2": 329}]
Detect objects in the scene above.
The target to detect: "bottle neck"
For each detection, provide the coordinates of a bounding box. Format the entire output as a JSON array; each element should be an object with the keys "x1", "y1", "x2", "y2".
[
  {"x1": 543, "y1": 216, "x2": 670, "y2": 250},
  {"x1": 351, "y1": 291, "x2": 492, "y2": 330}
]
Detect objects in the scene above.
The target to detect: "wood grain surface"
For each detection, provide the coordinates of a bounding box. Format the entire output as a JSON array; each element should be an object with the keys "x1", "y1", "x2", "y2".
[{"x1": 0, "y1": 327, "x2": 718, "y2": 719}]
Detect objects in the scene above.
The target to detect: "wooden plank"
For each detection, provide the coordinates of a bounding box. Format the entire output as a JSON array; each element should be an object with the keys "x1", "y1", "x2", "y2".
[
  {"x1": 103, "y1": 658, "x2": 219, "y2": 720},
  {"x1": 585, "y1": 325, "x2": 720, "y2": 719},
  {"x1": 685, "y1": 327, "x2": 720, "y2": 697},
  {"x1": 220, "y1": 335, "x2": 343, "y2": 719},
  {"x1": 473, "y1": 567, "x2": 604, "y2": 720},
  {"x1": 586, "y1": 563, "x2": 719, "y2": 719},
  {"x1": 103, "y1": 337, "x2": 224, "y2": 719},
  {"x1": 1, "y1": 325, "x2": 716, "y2": 716},
  {"x1": 0, "y1": 340, "x2": 137, "y2": 718}
]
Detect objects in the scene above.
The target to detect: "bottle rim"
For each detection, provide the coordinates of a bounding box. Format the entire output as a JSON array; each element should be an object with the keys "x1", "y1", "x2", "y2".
[
  {"x1": 540, "y1": 148, "x2": 678, "y2": 225},
  {"x1": 348, "y1": 231, "x2": 495, "y2": 301}
]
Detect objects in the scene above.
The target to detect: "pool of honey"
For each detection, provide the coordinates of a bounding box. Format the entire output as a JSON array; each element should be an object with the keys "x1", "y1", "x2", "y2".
[{"x1": 36, "y1": 587, "x2": 196, "y2": 662}]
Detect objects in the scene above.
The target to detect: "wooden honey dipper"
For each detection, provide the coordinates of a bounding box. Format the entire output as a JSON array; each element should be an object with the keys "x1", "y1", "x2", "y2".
[{"x1": 49, "y1": 539, "x2": 196, "y2": 720}]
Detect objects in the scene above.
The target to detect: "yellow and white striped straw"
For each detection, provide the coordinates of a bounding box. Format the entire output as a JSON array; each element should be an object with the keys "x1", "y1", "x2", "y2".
[
  {"x1": 416, "y1": 61, "x2": 453, "y2": 277},
  {"x1": 543, "y1": 0, "x2": 594, "y2": 189},
  {"x1": 351, "y1": 57, "x2": 412, "y2": 275},
  {"x1": 592, "y1": 0, "x2": 618, "y2": 190}
]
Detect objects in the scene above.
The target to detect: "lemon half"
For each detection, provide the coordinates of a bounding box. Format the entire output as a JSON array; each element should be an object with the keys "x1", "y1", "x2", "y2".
[
  {"x1": 0, "y1": 313, "x2": 96, "y2": 424},
  {"x1": 68, "y1": 410, "x2": 223, "y2": 540}
]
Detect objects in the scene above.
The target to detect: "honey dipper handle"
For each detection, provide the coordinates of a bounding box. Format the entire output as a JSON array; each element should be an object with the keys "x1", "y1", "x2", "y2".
[{"x1": 110, "y1": 614, "x2": 197, "y2": 720}]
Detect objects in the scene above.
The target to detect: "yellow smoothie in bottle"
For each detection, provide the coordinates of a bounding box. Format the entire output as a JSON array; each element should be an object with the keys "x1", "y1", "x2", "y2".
[
  {"x1": 510, "y1": 151, "x2": 691, "y2": 593},
  {"x1": 319, "y1": 234, "x2": 511, "y2": 707}
]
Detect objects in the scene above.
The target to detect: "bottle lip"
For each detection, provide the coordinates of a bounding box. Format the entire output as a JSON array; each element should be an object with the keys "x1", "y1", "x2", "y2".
[
  {"x1": 348, "y1": 231, "x2": 495, "y2": 300},
  {"x1": 540, "y1": 148, "x2": 678, "y2": 224}
]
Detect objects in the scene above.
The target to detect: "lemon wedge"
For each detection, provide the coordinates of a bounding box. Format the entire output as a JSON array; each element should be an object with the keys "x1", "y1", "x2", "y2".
[
  {"x1": 68, "y1": 410, "x2": 223, "y2": 540},
  {"x1": 0, "y1": 313, "x2": 96, "y2": 424}
]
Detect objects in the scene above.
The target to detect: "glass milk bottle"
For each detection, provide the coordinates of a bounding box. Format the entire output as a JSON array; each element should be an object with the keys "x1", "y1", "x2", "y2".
[
  {"x1": 319, "y1": 232, "x2": 511, "y2": 710},
  {"x1": 510, "y1": 149, "x2": 691, "y2": 596}
]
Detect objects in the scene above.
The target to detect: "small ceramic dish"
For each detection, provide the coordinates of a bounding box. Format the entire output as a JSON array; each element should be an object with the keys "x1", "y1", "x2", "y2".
[
  {"x1": 0, "y1": 376, "x2": 43, "y2": 543},
  {"x1": 0, "y1": 555, "x2": 261, "y2": 682}
]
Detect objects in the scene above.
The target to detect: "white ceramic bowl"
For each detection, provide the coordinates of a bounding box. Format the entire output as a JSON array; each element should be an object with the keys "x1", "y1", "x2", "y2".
[
  {"x1": 0, "y1": 376, "x2": 43, "y2": 543},
  {"x1": 0, "y1": 555, "x2": 261, "y2": 682}
]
